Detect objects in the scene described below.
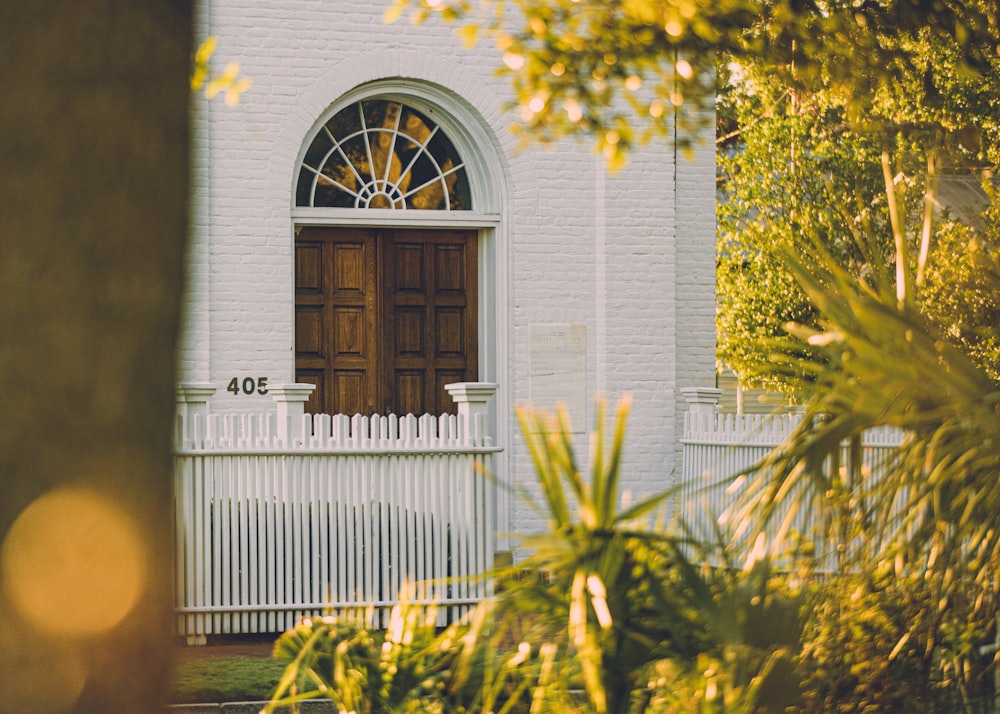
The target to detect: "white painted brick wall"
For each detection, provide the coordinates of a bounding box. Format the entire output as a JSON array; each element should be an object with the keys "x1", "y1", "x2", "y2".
[{"x1": 180, "y1": 0, "x2": 716, "y2": 539}]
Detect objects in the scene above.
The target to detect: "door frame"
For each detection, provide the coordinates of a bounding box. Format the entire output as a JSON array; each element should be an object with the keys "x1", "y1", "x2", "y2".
[{"x1": 289, "y1": 80, "x2": 512, "y2": 548}]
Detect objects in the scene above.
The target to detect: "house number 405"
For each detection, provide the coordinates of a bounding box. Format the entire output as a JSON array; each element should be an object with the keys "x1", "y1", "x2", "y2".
[{"x1": 227, "y1": 377, "x2": 269, "y2": 396}]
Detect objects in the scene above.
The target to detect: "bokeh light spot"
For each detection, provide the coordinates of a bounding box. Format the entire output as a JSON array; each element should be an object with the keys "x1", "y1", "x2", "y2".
[{"x1": 1, "y1": 485, "x2": 147, "y2": 637}]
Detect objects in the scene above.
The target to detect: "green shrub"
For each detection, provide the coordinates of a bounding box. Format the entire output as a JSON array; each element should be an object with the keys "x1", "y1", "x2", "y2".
[
  {"x1": 798, "y1": 569, "x2": 996, "y2": 714},
  {"x1": 264, "y1": 596, "x2": 462, "y2": 713}
]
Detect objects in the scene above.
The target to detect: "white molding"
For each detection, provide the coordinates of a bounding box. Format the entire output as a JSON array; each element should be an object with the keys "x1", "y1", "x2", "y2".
[{"x1": 291, "y1": 208, "x2": 501, "y2": 228}]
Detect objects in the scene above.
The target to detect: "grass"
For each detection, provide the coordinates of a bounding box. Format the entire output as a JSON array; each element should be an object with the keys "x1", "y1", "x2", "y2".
[{"x1": 171, "y1": 655, "x2": 290, "y2": 704}]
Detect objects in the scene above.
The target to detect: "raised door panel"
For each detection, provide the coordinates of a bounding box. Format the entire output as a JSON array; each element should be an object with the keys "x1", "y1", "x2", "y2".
[
  {"x1": 295, "y1": 305, "x2": 324, "y2": 359},
  {"x1": 331, "y1": 243, "x2": 368, "y2": 295},
  {"x1": 394, "y1": 307, "x2": 426, "y2": 357},
  {"x1": 393, "y1": 371, "x2": 426, "y2": 417},
  {"x1": 333, "y1": 370, "x2": 368, "y2": 417},
  {"x1": 434, "y1": 369, "x2": 467, "y2": 416},
  {"x1": 393, "y1": 243, "x2": 425, "y2": 293},
  {"x1": 435, "y1": 307, "x2": 465, "y2": 357},
  {"x1": 296, "y1": 242, "x2": 324, "y2": 294},
  {"x1": 296, "y1": 370, "x2": 325, "y2": 417},
  {"x1": 434, "y1": 244, "x2": 466, "y2": 294},
  {"x1": 332, "y1": 307, "x2": 367, "y2": 357}
]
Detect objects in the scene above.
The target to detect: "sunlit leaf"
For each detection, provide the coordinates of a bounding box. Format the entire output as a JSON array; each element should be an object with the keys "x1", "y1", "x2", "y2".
[{"x1": 457, "y1": 23, "x2": 479, "y2": 48}]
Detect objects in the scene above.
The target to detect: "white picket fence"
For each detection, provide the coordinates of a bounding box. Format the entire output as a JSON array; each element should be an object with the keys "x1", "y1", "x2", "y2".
[
  {"x1": 172, "y1": 383, "x2": 500, "y2": 642},
  {"x1": 679, "y1": 399, "x2": 904, "y2": 548}
]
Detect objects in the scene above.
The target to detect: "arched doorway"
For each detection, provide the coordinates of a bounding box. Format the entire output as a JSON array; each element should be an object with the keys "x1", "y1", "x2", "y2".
[{"x1": 291, "y1": 89, "x2": 504, "y2": 418}]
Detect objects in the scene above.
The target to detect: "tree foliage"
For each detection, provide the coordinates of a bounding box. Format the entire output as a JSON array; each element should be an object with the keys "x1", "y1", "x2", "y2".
[
  {"x1": 716, "y1": 70, "x2": 894, "y2": 392},
  {"x1": 716, "y1": 18, "x2": 1000, "y2": 700},
  {"x1": 922, "y1": 196, "x2": 1000, "y2": 383},
  {"x1": 190, "y1": 37, "x2": 253, "y2": 105},
  {"x1": 387, "y1": 0, "x2": 1000, "y2": 167},
  {"x1": 717, "y1": 28, "x2": 1000, "y2": 391}
]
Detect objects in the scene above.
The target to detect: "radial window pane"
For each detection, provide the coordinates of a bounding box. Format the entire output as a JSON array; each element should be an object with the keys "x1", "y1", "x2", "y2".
[
  {"x1": 326, "y1": 104, "x2": 363, "y2": 140},
  {"x1": 407, "y1": 182, "x2": 448, "y2": 211},
  {"x1": 425, "y1": 129, "x2": 458, "y2": 167},
  {"x1": 297, "y1": 99, "x2": 471, "y2": 210},
  {"x1": 296, "y1": 167, "x2": 315, "y2": 206},
  {"x1": 399, "y1": 106, "x2": 435, "y2": 145},
  {"x1": 446, "y1": 168, "x2": 470, "y2": 210},
  {"x1": 302, "y1": 129, "x2": 333, "y2": 170},
  {"x1": 361, "y1": 100, "x2": 395, "y2": 132}
]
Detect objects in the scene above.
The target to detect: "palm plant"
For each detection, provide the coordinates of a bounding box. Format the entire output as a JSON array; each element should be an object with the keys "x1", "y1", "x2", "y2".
[
  {"x1": 449, "y1": 397, "x2": 806, "y2": 714},
  {"x1": 729, "y1": 213, "x2": 1000, "y2": 711},
  {"x1": 487, "y1": 397, "x2": 697, "y2": 714},
  {"x1": 734, "y1": 231, "x2": 1000, "y2": 567}
]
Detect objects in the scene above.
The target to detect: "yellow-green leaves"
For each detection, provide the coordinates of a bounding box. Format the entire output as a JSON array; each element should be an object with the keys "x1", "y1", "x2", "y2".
[
  {"x1": 205, "y1": 62, "x2": 253, "y2": 106},
  {"x1": 383, "y1": 0, "x2": 407, "y2": 24},
  {"x1": 189, "y1": 36, "x2": 216, "y2": 92},
  {"x1": 191, "y1": 37, "x2": 252, "y2": 105},
  {"x1": 457, "y1": 23, "x2": 480, "y2": 47},
  {"x1": 621, "y1": 0, "x2": 660, "y2": 25}
]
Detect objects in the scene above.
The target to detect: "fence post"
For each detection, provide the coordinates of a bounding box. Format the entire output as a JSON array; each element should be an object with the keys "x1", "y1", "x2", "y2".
[
  {"x1": 680, "y1": 387, "x2": 722, "y2": 434},
  {"x1": 270, "y1": 383, "x2": 316, "y2": 446},
  {"x1": 175, "y1": 382, "x2": 216, "y2": 446},
  {"x1": 445, "y1": 382, "x2": 497, "y2": 446}
]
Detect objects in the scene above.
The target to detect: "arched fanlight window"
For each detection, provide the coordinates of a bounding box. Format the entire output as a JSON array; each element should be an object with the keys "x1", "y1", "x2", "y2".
[{"x1": 296, "y1": 99, "x2": 471, "y2": 210}]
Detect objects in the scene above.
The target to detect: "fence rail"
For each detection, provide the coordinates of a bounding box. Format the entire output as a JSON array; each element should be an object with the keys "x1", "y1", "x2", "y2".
[{"x1": 172, "y1": 383, "x2": 500, "y2": 641}]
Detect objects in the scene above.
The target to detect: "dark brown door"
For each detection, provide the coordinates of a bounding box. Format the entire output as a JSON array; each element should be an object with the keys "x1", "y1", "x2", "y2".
[{"x1": 295, "y1": 227, "x2": 477, "y2": 416}]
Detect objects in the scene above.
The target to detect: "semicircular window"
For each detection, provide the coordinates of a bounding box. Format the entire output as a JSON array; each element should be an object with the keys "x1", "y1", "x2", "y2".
[{"x1": 296, "y1": 99, "x2": 471, "y2": 210}]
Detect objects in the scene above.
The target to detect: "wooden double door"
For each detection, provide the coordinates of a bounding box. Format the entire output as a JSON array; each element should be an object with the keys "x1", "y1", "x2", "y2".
[{"x1": 295, "y1": 227, "x2": 478, "y2": 417}]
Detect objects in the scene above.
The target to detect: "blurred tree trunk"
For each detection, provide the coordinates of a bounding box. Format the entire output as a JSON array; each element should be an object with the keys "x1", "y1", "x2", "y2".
[{"x1": 0, "y1": 1, "x2": 191, "y2": 712}]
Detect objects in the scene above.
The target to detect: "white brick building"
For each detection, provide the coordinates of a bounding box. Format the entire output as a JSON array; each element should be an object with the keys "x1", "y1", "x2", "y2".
[{"x1": 180, "y1": 0, "x2": 717, "y2": 545}]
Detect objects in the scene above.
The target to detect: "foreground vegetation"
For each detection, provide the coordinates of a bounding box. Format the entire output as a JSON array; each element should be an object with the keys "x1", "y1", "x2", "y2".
[{"x1": 264, "y1": 398, "x2": 998, "y2": 713}]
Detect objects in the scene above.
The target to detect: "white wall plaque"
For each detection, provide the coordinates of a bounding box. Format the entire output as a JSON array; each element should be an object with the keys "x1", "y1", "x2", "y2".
[{"x1": 528, "y1": 323, "x2": 587, "y2": 432}]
